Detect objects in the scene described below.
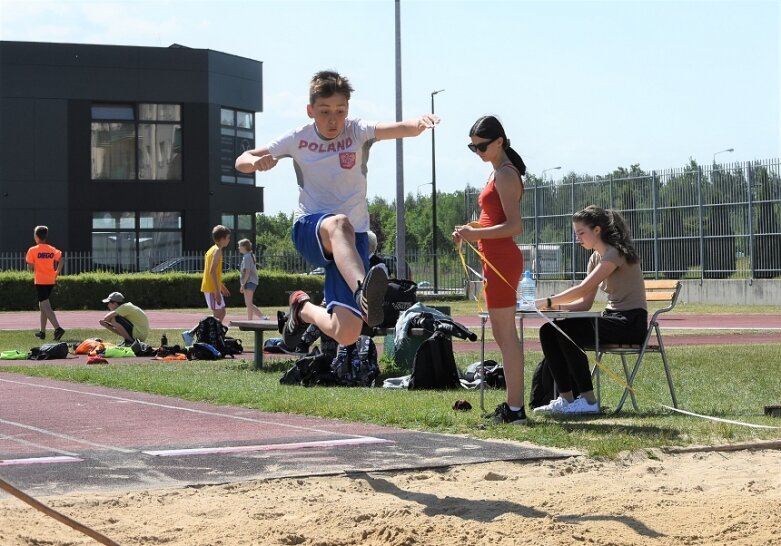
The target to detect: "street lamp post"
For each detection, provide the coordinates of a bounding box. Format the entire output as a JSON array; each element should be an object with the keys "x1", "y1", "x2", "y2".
[
  {"x1": 533, "y1": 167, "x2": 561, "y2": 276},
  {"x1": 712, "y1": 148, "x2": 734, "y2": 165},
  {"x1": 431, "y1": 89, "x2": 444, "y2": 293}
]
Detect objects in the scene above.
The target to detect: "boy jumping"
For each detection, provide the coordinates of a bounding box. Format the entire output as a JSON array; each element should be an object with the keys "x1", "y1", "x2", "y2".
[{"x1": 236, "y1": 70, "x2": 438, "y2": 347}]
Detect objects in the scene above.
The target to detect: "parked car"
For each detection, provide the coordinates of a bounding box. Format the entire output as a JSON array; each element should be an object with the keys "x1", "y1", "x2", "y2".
[{"x1": 308, "y1": 266, "x2": 325, "y2": 275}]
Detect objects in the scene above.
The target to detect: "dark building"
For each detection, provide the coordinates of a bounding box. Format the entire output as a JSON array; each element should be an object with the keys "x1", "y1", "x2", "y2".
[{"x1": 0, "y1": 40, "x2": 263, "y2": 272}]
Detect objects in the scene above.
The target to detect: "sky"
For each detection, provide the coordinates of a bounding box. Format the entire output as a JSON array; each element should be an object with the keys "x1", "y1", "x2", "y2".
[{"x1": 1, "y1": 0, "x2": 779, "y2": 217}]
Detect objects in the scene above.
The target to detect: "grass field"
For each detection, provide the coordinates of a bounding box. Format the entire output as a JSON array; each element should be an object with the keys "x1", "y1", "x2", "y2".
[{"x1": 1, "y1": 302, "x2": 780, "y2": 458}]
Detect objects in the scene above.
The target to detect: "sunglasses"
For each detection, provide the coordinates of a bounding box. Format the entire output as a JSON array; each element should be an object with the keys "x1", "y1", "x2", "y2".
[{"x1": 467, "y1": 137, "x2": 498, "y2": 153}]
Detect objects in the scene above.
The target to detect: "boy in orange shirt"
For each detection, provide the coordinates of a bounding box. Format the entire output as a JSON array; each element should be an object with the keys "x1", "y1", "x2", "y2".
[{"x1": 25, "y1": 225, "x2": 65, "y2": 341}]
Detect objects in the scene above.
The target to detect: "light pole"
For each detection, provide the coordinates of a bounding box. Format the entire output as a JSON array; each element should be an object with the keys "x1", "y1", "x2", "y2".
[
  {"x1": 712, "y1": 148, "x2": 734, "y2": 165},
  {"x1": 541, "y1": 166, "x2": 562, "y2": 180},
  {"x1": 430, "y1": 89, "x2": 444, "y2": 293}
]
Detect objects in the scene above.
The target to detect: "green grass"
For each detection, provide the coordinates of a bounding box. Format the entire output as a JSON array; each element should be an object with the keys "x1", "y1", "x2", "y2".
[{"x1": 2, "y1": 316, "x2": 780, "y2": 458}]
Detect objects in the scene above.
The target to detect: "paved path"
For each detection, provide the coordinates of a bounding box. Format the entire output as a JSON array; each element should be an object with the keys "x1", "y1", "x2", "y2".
[{"x1": 0, "y1": 373, "x2": 574, "y2": 496}]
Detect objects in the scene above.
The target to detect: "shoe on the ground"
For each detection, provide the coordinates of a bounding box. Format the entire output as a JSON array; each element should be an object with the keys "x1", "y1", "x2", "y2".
[
  {"x1": 354, "y1": 264, "x2": 388, "y2": 327},
  {"x1": 558, "y1": 396, "x2": 600, "y2": 415},
  {"x1": 53, "y1": 327, "x2": 65, "y2": 341},
  {"x1": 34, "y1": 331, "x2": 45, "y2": 340},
  {"x1": 486, "y1": 402, "x2": 527, "y2": 425},
  {"x1": 532, "y1": 396, "x2": 570, "y2": 414},
  {"x1": 118, "y1": 339, "x2": 135, "y2": 347},
  {"x1": 283, "y1": 290, "x2": 310, "y2": 349}
]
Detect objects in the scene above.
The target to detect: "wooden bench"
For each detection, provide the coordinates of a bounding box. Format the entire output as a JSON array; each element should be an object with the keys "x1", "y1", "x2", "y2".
[{"x1": 590, "y1": 279, "x2": 682, "y2": 412}]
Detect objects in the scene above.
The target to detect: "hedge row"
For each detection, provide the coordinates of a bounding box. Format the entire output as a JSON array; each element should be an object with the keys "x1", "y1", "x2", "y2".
[{"x1": 0, "y1": 271, "x2": 325, "y2": 311}]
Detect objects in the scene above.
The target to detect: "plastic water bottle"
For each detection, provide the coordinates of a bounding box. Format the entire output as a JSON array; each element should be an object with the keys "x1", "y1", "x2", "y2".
[{"x1": 519, "y1": 270, "x2": 536, "y2": 309}]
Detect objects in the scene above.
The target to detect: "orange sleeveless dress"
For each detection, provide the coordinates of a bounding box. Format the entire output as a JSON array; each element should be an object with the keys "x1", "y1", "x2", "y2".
[{"x1": 477, "y1": 165, "x2": 524, "y2": 308}]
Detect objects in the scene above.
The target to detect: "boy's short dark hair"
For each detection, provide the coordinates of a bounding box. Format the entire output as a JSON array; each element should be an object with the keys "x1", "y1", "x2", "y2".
[
  {"x1": 34, "y1": 225, "x2": 48, "y2": 241},
  {"x1": 212, "y1": 224, "x2": 231, "y2": 242},
  {"x1": 310, "y1": 70, "x2": 353, "y2": 105}
]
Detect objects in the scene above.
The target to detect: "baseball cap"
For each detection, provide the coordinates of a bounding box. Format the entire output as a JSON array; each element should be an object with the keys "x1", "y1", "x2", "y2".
[{"x1": 102, "y1": 292, "x2": 125, "y2": 303}]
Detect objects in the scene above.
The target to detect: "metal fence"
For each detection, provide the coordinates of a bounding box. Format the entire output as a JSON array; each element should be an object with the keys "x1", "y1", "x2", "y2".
[
  {"x1": 4, "y1": 159, "x2": 779, "y2": 290},
  {"x1": 465, "y1": 158, "x2": 781, "y2": 281}
]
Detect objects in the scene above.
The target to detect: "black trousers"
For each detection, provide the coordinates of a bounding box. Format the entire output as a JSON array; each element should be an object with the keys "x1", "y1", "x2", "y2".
[{"x1": 538, "y1": 309, "x2": 648, "y2": 395}]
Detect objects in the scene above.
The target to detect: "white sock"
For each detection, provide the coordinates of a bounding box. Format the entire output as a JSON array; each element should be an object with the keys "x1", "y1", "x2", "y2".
[{"x1": 509, "y1": 405, "x2": 522, "y2": 412}]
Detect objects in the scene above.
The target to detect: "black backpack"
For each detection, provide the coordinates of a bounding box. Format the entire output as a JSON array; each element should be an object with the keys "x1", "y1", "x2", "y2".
[
  {"x1": 280, "y1": 353, "x2": 338, "y2": 387},
  {"x1": 187, "y1": 342, "x2": 222, "y2": 360},
  {"x1": 223, "y1": 337, "x2": 243, "y2": 356},
  {"x1": 29, "y1": 342, "x2": 69, "y2": 360},
  {"x1": 529, "y1": 358, "x2": 579, "y2": 408},
  {"x1": 193, "y1": 316, "x2": 228, "y2": 355},
  {"x1": 381, "y1": 279, "x2": 417, "y2": 328},
  {"x1": 409, "y1": 331, "x2": 461, "y2": 390},
  {"x1": 330, "y1": 335, "x2": 379, "y2": 387}
]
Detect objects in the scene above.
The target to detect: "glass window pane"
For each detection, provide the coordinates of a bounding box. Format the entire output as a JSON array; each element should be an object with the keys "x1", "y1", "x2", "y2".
[
  {"x1": 221, "y1": 214, "x2": 235, "y2": 229},
  {"x1": 91, "y1": 231, "x2": 137, "y2": 272},
  {"x1": 91, "y1": 122, "x2": 136, "y2": 179},
  {"x1": 139, "y1": 104, "x2": 181, "y2": 121},
  {"x1": 140, "y1": 232, "x2": 183, "y2": 270},
  {"x1": 237, "y1": 214, "x2": 253, "y2": 230},
  {"x1": 139, "y1": 212, "x2": 182, "y2": 230},
  {"x1": 138, "y1": 123, "x2": 182, "y2": 180},
  {"x1": 236, "y1": 111, "x2": 253, "y2": 129},
  {"x1": 92, "y1": 212, "x2": 135, "y2": 230},
  {"x1": 91, "y1": 105, "x2": 134, "y2": 120},
  {"x1": 221, "y1": 108, "x2": 235, "y2": 126}
]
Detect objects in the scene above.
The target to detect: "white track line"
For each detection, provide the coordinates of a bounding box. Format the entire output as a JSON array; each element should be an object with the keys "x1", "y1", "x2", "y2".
[
  {"x1": 144, "y1": 437, "x2": 391, "y2": 457},
  {"x1": 1, "y1": 456, "x2": 82, "y2": 466},
  {"x1": 0, "y1": 376, "x2": 382, "y2": 440},
  {"x1": 0, "y1": 433, "x2": 81, "y2": 457},
  {"x1": 0, "y1": 419, "x2": 135, "y2": 454}
]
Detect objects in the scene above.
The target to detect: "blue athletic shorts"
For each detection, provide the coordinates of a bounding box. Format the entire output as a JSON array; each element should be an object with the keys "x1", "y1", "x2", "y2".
[{"x1": 292, "y1": 213, "x2": 369, "y2": 317}]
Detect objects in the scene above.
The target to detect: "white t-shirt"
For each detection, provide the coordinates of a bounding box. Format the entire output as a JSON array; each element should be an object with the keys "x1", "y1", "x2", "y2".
[{"x1": 267, "y1": 118, "x2": 377, "y2": 232}]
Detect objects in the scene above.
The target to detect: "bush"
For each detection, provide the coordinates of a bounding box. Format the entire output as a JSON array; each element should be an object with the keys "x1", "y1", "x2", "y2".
[{"x1": 0, "y1": 270, "x2": 324, "y2": 311}]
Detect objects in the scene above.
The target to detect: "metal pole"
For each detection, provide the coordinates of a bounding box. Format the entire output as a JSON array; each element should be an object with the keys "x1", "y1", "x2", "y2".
[
  {"x1": 394, "y1": 0, "x2": 406, "y2": 279},
  {"x1": 431, "y1": 89, "x2": 444, "y2": 293}
]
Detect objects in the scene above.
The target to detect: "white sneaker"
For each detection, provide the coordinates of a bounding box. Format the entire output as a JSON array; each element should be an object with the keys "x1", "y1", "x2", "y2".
[
  {"x1": 558, "y1": 396, "x2": 600, "y2": 415},
  {"x1": 532, "y1": 396, "x2": 570, "y2": 414}
]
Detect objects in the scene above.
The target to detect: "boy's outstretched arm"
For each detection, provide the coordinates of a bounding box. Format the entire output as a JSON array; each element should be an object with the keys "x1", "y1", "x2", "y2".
[
  {"x1": 375, "y1": 114, "x2": 440, "y2": 141},
  {"x1": 235, "y1": 146, "x2": 279, "y2": 174}
]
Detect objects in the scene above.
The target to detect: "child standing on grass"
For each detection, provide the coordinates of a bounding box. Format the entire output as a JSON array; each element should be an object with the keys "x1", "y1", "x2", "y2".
[
  {"x1": 201, "y1": 225, "x2": 231, "y2": 323},
  {"x1": 25, "y1": 225, "x2": 65, "y2": 341},
  {"x1": 238, "y1": 238, "x2": 263, "y2": 320},
  {"x1": 235, "y1": 70, "x2": 438, "y2": 348}
]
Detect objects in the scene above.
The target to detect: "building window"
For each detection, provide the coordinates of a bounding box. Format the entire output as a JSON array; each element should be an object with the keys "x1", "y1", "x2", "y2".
[
  {"x1": 221, "y1": 213, "x2": 255, "y2": 249},
  {"x1": 220, "y1": 107, "x2": 255, "y2": 185},
  {"x1": 91, "y1": 103, "x2": 182, "y2": 181},
  {"x1": 92, "y1": 211, "x2": 182, "y2": 272}
]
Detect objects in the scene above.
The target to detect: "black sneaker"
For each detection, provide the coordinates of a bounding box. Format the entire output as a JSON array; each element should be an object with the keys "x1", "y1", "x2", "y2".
[
  {"x1": 354, "y1": 264, "x2": 388, "y2": 327},
  {"x1": 119, "y1": 339, "x2": 134, "y2": 348},
  {"x1": 486, "y1": 402, "x2": 528, "y2": 425},
  {"x1": 53, "y1": 327, "x2": 65, "y2": 341},
  {"x1": 34, "y1": 331, "x2": 46, "y2": 340},
  {"x1": 283, "y1": 290, "x2": 310, "y2": 348}
]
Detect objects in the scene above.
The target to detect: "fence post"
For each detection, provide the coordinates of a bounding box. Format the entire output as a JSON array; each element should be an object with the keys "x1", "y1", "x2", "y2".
[
  {"x1": 746, "y1": 162, "x2": 755, "y2": 283},
  {"x1": 651, "y1": 170, "x2": 659, "y2": 278},
  {"x1": 697, "y1": 165, "x2": 705, "y2": 285}
]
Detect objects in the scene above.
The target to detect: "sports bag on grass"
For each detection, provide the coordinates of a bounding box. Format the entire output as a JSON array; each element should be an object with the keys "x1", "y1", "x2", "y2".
[
  {"x1": 29, "y1": 342, "x2": 70, "y2": 360},
  {"x1": 381, "y1": 279, "x2": 417, "y2": 328},
  {"x1": 330, "y1": 335, "x2": 379, "y2": 387},
  {"x1": 408, "y1": 331, "x2": 461, "y2": 390}
]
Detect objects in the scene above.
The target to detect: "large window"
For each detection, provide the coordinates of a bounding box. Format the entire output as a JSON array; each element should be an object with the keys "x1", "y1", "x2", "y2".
[
  {"x1": 91, "y1": 104, "x2": 182, "y2": 181},
  {"x1": 92, "y1": 211, "x2": 182, "y2": 272},
  {"x1": 221, "y1": 213, "x2": 255, "y2": 249},
  {"x1": 220, "y1": 107, "x2": 255, "y2": 185}
]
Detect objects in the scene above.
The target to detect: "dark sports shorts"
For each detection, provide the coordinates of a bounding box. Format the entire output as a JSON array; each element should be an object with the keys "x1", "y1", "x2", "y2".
[
  {"x1": 115, "y1": 315, "x2": 135, "y2": 338},
  {"x1": 35, "y1": 285, "x2": 54, "y2": 302}
]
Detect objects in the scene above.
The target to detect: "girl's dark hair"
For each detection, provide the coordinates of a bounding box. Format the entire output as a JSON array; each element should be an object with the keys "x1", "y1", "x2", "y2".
[
  {"x1": 572, "y1": 205, "x2": 640, "y2": 264},
  {"x1": 469, "y1": 115, "x2": 526, "y2": 176}
]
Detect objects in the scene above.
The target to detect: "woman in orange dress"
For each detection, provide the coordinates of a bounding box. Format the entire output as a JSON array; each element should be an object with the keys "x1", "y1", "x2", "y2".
[{"x1": 453, "y1": 115, "x2": 527, "y2": 424}]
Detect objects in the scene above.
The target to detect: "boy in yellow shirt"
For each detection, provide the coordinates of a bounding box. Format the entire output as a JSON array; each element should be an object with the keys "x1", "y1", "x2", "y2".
[{"x1": 200, "y1": 225, "x2": 232, "y2": 323}]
